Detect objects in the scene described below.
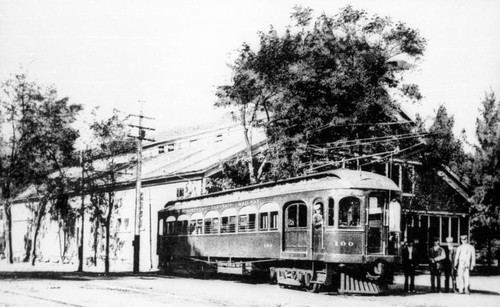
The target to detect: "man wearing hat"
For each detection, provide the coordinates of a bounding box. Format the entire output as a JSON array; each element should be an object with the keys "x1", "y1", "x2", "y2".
[
  {"x1": 313, "y1": 203, "x2": 324, "y2": 228},
  {"x1": 428, "y1": 237, "x2": 445, "y2": 292},
  {"x1": 454, "y1": 234, "x2": 476, "y2": 294},
  {"x1": 402, "y1": 240, "x2": 419, "y2": 292},
  {"x1": 444, "y1": 237, "x2": 457, "y2": 293}
]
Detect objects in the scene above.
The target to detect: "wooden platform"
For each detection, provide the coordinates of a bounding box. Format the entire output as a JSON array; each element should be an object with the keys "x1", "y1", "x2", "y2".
[{"x1": 338, "y1": 272, "x2": 382, "y2": 294}]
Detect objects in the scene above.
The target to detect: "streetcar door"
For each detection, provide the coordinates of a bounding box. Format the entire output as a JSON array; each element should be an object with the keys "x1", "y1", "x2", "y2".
[
  {"x1": 366, "y1": 193, "x2": 386, "y2": 254},
  {"x1": 283, "y1": 201, "x2": 309, "y2": 253}
]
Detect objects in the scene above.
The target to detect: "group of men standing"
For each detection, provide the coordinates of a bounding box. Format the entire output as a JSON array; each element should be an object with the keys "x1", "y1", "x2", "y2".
[{"x1": 402, "y1": 235, "x2": 476, "y2": 294}]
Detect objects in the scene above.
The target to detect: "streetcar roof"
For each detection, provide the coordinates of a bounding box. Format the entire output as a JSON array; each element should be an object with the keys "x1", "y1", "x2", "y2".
[{"x1": 160, "y1": 169, "x2": 400, "y2": 212}]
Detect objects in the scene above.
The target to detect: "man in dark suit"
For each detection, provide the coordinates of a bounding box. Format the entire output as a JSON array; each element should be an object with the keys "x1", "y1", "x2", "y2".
[
  {"x1": 402, "y1": 240, "x2": 419, "y2": 292},
  {"x1": 429, "y1": 237, "x2": 445, "y2": 292},
  {"x1": 444, "y1": 237, "x2": 457, "y2": 293}
]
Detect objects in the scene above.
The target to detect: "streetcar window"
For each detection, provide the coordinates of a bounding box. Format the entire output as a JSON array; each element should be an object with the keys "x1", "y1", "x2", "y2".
[
  {"x1": 339, "y1": 197, "x2": 360, "y2": 227},
  {"x1": 212, "y1": 218, "x2": 220, "y2": 234},
  {"x1": 259, "y1": 212, "x2": 269, "y2": 230},
  {"x1": 238, "y1": 206, "x2": 257, "y2": 232},
  {"x1": 259, "y1": 203, "x2": 279, "y2": 231},
  {"x1": 189, "y1": 219, "x2": 203, "y2": 235},
  {"x1": 204, "y1": 219, "x2": 212, "y2": 234},
  {"x1": 221, "y1": 208, "x2": 237, "y2": 234},
  {"x1": 240, "y1": 214, "x2": 256, "y2": 232},
  {"x1": 158, "y1": 219, "x2": 164, "y2": 235},
  {"x1": 287, "y1": 205, "x2": 297, "y2": 227},
  {"x1": 221, "y1": 216, "x2": 237, "y2": 233},
  {"x1": 286, "y1": 202, "x2": 307, "y2": 228},
  {"x1": 204, "y1": 217, "x2": 220, "y2": 234},
  {"x1": 166, "y1": 216, "x2": 176, "y2": 234},
  {"x1": 204, "y1": 211, "x2": 220, "y2": 234},
  {"x1": 327, "y1": 198, "x2": 335, "y2": 227},
  {"x1": 239, "y1": 215, "x2": 248, "y2": 232},
  {"x1": 270, "y1": 211, "x2": 278, "y2": 230},
  {"x1": 177, "y1": 215, "x2": 188, "y2": 235}
]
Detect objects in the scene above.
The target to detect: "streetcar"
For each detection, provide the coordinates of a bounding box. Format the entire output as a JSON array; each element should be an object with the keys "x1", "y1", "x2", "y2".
[{"x1": 157, "y1": 169, "x2": 402, "y2": 294}]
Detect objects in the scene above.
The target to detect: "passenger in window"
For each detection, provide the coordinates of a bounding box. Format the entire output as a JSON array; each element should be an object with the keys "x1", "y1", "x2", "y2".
[{"x1": 313, "y1": 204, "x2": 323, "y2": 229}]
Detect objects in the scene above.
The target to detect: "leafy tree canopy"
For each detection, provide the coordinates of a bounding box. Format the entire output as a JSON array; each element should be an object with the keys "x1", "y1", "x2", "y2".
[
  {"x1": 471, "y1": 91, "x2": 500, "y2": 233},
  {"x1": 0, "y1": 73, "x2": 82, "y2": 196},
  {"x1": 216, "y1": 5, "x2": 426, "y2": 185},
  {"x1": 0, "y1": 73, "x2": 82, "y2": 263}
]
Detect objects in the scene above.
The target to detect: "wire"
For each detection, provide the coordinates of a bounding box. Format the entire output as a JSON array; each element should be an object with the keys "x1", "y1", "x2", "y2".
[
  {"x1": 309, "y1": 120, "x2": 414, "y2": 133},
  {"x1": 307, "y1": 132, "x2": 429, "y2": 152},
  {"x1": 303, "y1": 142, "x2": 425, "y2": 173},
  {"x1": 310, "y1": 131, "x2": 429, "y2": 147}
]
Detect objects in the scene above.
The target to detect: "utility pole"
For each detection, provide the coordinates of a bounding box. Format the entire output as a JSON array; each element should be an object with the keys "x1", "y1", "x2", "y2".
[
  {"x1": 129, "y1": 103, "x2": 155, "y2": 273},
  {"x1": 78, "y1": 146, "x2": 90, "y2": 272},
  {"x1": 78, "y1": 149, "x2": 85, "y2": 272}
]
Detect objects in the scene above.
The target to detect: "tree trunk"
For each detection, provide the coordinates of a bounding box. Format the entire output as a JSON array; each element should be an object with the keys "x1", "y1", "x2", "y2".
[
  {"x1": 487, "y1": 237, "x2": 492, "y2": 267},
  {"x1": 105, "y1": 223, "x2": 110, "y2": 274},
  {"x1": 104, "y1": 194, "x2": 114, "y2": 274},
  {"x1": 31, "y1": 201, "x2": 47, "y2": 265},
  {"x1": 5, "y1": 203, "x2": 14, "y2": 264},
  {"x1": 243, "y1": 126, "x2": 256, "y2": 184},
  {"x1": 93, "y1": 219, "x2": 98, "y2": 267}
]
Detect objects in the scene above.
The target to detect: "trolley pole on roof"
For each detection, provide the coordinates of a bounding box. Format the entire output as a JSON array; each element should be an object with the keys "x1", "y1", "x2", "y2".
[{"x1": 129, "y1": 102, "x2": 155, "y2": 273}]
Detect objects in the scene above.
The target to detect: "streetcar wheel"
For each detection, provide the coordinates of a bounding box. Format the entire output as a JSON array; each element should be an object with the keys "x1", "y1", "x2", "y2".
[
  {"x1": 304, "y1": 274, "x2": 321, "y2": 293},
  {"x1": 305, "y1": 282, "x2": 320, "y2": 293}
]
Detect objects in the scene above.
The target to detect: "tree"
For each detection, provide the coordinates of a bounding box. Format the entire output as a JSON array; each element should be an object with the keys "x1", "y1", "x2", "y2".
[
  {"x1": 216, "y1": 6, "x2": 426, "y2": 186},
  {"x1": 0, "y1": 74, "x2": 81, "y2": 264},
  {"x1": 84, "y1": 109, "x2": 133, "y2": 273},
  {"x1": 471, "y1": 91, "x2": 500, "y2": 264}
]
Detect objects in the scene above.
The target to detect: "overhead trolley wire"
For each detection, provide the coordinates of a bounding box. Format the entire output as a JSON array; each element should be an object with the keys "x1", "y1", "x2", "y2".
[{"x1": 309, "y1": 120, "x2": 415, "y2": 133}]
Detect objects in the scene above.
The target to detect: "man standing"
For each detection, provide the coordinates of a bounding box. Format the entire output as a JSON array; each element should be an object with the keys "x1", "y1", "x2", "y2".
[
  {"x1": 428, "y1": 237, "x2": 445, "y2": 292},
  {"x1": 444, "y1": 237, "x2": 457, "y2": 293},
  {"x1": 312, "y1": 204, "x2": 323, "y2": 228},
  {"x1": 402, "y1": 240, "x2": 419, "y2": 292},
  {"x1": 454, "y1": 234, "x2": 476, "y2": 294}
]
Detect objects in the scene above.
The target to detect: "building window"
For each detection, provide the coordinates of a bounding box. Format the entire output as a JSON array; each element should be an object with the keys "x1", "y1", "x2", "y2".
[
  {"x1": 167, "y1": 143, "x2": 175, "y2": 152},
  {"x1": 176, "y1": 188, "x2": 185, "y2": 198},
  {"x1": 158, "y1": 145, "x2": 165, "y2": 154}
]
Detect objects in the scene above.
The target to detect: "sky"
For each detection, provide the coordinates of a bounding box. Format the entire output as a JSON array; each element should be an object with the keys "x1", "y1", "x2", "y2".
[{"x1": 1, "y1": 0, "x2": 499, "y2": 148}]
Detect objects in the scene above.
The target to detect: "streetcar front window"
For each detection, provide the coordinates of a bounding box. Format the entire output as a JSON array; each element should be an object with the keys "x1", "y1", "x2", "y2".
[
  {"x1": 285, "y1": 202, "x2": 307, "y2": 228},
  {"x1": 339, "y1": 197, "x2": 360, "y2": 227}
]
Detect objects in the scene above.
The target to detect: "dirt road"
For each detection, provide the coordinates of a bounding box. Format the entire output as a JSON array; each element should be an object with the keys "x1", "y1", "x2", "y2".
[{"x1": 0, "y1": 272, "x2": 499, "y2": 307}]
